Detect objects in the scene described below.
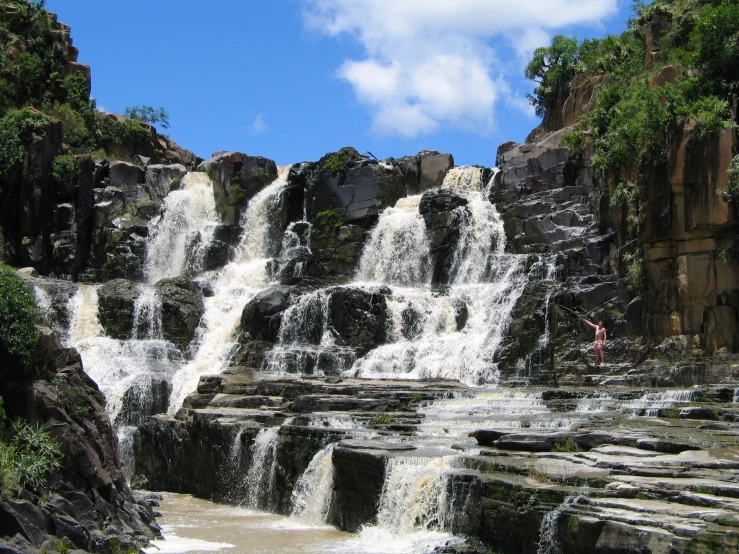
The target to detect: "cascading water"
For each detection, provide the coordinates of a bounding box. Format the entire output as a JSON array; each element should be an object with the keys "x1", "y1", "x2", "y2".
[
  {"x1": 347, "y1": 456, "x2": 463, "y2": 553},
  {"x1": 349, "y1": 167, "x2": 527, "y2": 386},
  {"x1": 67, "y1": 285, "x2": 181, "y2": 427},
  {"x1": 244, "y1": 426, "x2": 281, "y2": 509},
  {"x1": 291, "y1": 443, "x2": 336, "y2": 524},
  {"x1": 131, "y1": 285, "x2": 163, "y2": 340},
  {"x1": 356, "y1": 195, "x2": 430, "y2": 286},
  {"x1": 167, "y1": 167, "x2": 290, "y2": 412},
  {"x1": 145, "y1": 172, "x2": 220, "y2": 284}
]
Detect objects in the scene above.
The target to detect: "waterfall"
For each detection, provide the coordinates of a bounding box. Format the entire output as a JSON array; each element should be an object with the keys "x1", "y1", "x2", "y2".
[
  {"x1": 145, "y1": 172, "x2": 219, "y2": 284},
  {"x1": 221, "y1": 427, "x2": 248, "y2": 504},
  {"x1": 117, "y1": 426, "x2": 138, "y2": 481},
  {"x1": 537, "y1": 504, "x2": 565, "y2": 554},
  {"x1": 244, "y1": 426, "x2": 281, "y2": 509},
  {"x1": 291, "y1": 443, "x2": 335, "y2": 524},
  {"x1": 348, "y1": 456, "x2": 462, "y2": 552},
  {"x1": 734, "y1": 388, "x2": 739, "y2": 403},
  {"x1": 34, "y1": 287, "x2": 54, "y2": 327},
  {"x1": 68, "y1": 285, "x2": 181, "y2": 426},
  {"x1": 131, "y1": 285, "x2": 163, "y2": 340},
  {"x1": 263, "y1": 288, "x2": 355, "y2": 376},
  {"x1": 349, "y1": 167, "x2": 526, "y2": 386},
  {"x1": 630, "y1": 390, "x2": 695, "y2": 417},
  {"x1": 356, "y1": 195, "x2": 430, "y2": 286},
  {"x1": 166, "y1": 168, "x2": 290, "y2": 413}
]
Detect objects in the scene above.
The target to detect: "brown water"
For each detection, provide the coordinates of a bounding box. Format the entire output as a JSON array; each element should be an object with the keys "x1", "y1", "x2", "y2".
[{"x1": 143, "y1": 492, "x2": 460, "y2": 554}]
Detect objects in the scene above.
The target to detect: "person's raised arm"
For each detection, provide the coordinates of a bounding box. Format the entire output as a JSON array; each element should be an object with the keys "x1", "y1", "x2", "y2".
[{"x1": 583, "y1": 319, "x2": 597, "y2": 329}]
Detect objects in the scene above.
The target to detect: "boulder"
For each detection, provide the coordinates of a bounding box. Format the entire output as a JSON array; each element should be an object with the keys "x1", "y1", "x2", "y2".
[
  {"x1": 420, "y1": 189, "x2": 469, "y2": 284},
  {"x1": 144, "y1": 164, "x2": 187, "y2": 203},
  {"x1": 154, "y1": 277, "x2": 205, "y2": 349},
  {"x1": 240, "y1": 286, "x2": 293, "y2": 342},
  {"x1": 96, "y1": 279, "x2": 140, "y2": 339}
]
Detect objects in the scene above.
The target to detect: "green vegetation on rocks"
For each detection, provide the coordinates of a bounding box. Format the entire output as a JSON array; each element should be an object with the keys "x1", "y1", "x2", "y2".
[
  {"x1": 0, "y1": 262, "x2": 39, "y2": 360},
  {"x1": 321, "y1": 147, "x2": 361, "y2": 175}
]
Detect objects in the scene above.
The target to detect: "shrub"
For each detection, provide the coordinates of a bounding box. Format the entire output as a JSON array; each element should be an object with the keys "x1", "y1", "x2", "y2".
[
  {"x1": 624, "y1": 252, "x2": 646, "y2": 293},
  {"x1": 98, "y1": 116, "x2": 151, "y2": 147},
  {"x1": 552, "y1": 436, "x2": 582, "y2": 453},
  {"x1": 52, "y1": 154, "x2": 76, "y2": 195},
  {"x1": 691, "y1": 1, "x2": 739, "y2": 95},
  {"x1": 0, "y1": 107, "x2": 50, "y2": 181},
  {"x1": 561, "y1": 129, "x2": 585, "y2": 161},
  {"x1": 0, "y1": 420, "x2": 61, "y2": 492},
  {"x1": 45, "y1": 101, "x2": 90, "y2": 149},
  {"x1": 313, "y1": 209, "x2": 345, "y2": 239},
  {"x1": 53, "y1": 379, "x2": 91, "y2": 420},
  {"x1": 321, "y1": 147, "x2": 360, "y2": 175},
  {"x1": 0, "y1": 263, "x2": 40, "y2": 360}
]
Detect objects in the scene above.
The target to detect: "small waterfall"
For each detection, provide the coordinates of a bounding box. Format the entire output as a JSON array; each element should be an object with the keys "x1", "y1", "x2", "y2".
[
  {"x1": 244, "y1": 426, "x2": 281, "y2": 509},
  {"x1": 518, "y1": 255, "x2": 558, "y2": 379},
  {"x1": 291, "y1": 443, "x2": 335, "y2": 524},
  {"x1": 131, "y1": 285, "x2": 163, "y2": 340},
  {"x1": 117, "y1": 426, "x2": 138, "y2": 482},
  {"x1": 537, "y1": 504, "x2": 565, "y2": 554},
  {"x1": 733, "y1": 388, "x2": 738, "y2": 403},
  {"x1": 236, "y1": 168, "x2": 290, "y2": 261},
  {"x1": 34, "y1": 287, "x2": 54, "y2": 327},
  {"x1": 263, "y1": 289, "x2": 355, "y2": 375},
  {"x1": 575, "y1": 392, "x2": 616, "y2": 413},
  {"x1": 221, "y1": 427, "x2": 248, "y2": 504},
  {"x1": 349, "y1": 456, "x2": 462, "y2": 552},
  {"x1": 349, "y1": 166, "x2": 528, "y2": 386},
  {"x1": 145, "y1": 172, "x2": 219, "y2": 283},
  {"x1": 68, "y1": 285, "x2": 180, "y2": 426},
  {"x1": 167, "y1": 168, "x2": 291, "y2": 413},
  {"x1": 630, "y1": 389, "x2": 695, "y2": 417},
  {"x1": 356, "y1": 195, "x2": 430, "y2": 286}
]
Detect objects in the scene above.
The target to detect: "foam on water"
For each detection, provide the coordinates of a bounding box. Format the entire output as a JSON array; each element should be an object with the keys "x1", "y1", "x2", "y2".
[{"x1": 145, "y1": 172, "x2": 220, "y2": 283}]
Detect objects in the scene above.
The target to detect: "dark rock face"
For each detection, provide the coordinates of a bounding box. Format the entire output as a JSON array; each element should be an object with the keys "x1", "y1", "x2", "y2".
[
  {"x1": 154, "y1": 277, "x2": 205, "y2": 349},
  {"x1": 197, "y1": 152, "x2": 278, "y2": 223},
  {"x1": 97, "y1": 278, "x2": 140, "y2": 339},
  {"x1": 240, "y1": 286, "x2": 293, "y2": 342},
  {"x1": 327, "y1": 286, "x2": 389, "y2": 354},
  {"x1": 0, "y1": 328, "x2": 158, "y2": 553},
  {"x1": 420, "y1": 189, "x2": 469, "y2": 284}
]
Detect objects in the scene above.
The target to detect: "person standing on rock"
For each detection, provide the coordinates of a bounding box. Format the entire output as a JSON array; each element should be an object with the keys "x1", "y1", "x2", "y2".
[{"x1": 583, "y1": 318, "x2": 607, "y2": 366}]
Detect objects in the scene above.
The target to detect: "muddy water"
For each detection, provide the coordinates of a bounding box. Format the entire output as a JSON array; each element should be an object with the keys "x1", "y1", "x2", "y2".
[{"x1": 143, "y1": 493, "x2": 460, "y2": 554}]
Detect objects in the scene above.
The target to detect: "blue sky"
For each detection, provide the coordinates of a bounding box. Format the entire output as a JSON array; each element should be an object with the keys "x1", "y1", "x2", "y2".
[{"x1": 46, "y1": 0, "x2": 636, "y2": 167}]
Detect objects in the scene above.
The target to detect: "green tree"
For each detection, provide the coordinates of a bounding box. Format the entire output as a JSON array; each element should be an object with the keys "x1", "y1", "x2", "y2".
[
  {"x1": 123, "y1": 105, "x2": 170, "y2": 129},
  {"x1": 691, "y1": 1, "x2": 739, "y2": 95},
  {"x1": 525, "y1": 35, "x2": 580, "y2": 118}
]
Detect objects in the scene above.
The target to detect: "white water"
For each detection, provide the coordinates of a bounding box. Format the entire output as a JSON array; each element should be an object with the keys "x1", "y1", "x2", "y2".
[
  {"x1": 574, "y1": 389, "x2": 697, "y2": 417},
  {"x1": 145, "y1": 172, "x2": 219, "y2": 283},
  {"x1": 131, "y1": 285, "x2": 163, "y2": 340},
  {"x1": 244, "y1": 426, "x2": 281, "y2": 509},
  {"x1": 291, "y1": 443, "x2": 336, "y2": 524},
  {"x1": 348, "y1": 166, "x2": 527, "y2": 386},
  {"x1": 356, "y1": 195, "x2": 430, "y2": 286},
  {"x1": 167, "y1": 168, "x2": 290, "y2": 412},
  {"x1": 348, "y1": 456, "x2": 462, "y2": 553},
  {"x1": 67, "y1": 285, "x2": 181, "y2": 427}
]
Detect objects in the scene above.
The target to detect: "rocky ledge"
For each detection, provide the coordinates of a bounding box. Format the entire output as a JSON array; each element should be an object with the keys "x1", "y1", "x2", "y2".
[{"x1": 133, "y1": 374, "x2": 739, "y2": 553}]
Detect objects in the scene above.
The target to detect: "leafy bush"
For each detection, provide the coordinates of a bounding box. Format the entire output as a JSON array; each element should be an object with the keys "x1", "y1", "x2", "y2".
[
  {"x1": 0, "y1": 419, "x2": 62, "y2": 493},
  {"x1": 624, "y1": 252, "x2": 646, "y2": 293},
  {"x1": 0, "y1": 107, "x2": 49, "y2": 181},
  {"x1": 691, "y1": 1, "x2": 739, "y2": 95},
  {"x1": 98, "y1": 116, "x2": 151, "y2": 147},
  {"x1": 552, "y1": 436, "x2": 582, "y2": 452},
  {"x1": 52, "y1": 154, "x2": 76, "y2": 195},
  {"x1": 124, "y1": 105, "x2": 170, "y2": 129},
  {"x1": 0, "y1": 263, "x2": 40, "y2": 360},
  {"x1": 46, "y1": 101, "x2": 90, "y2": 149},
  {"x1": 9, "y1": 419, "x2": 62, "y2": 489},
  {"x1": 560, "y1": 129, "x2": 585, "y2": 161},
  {"x1": 53, "y1": 378, "x2": 91, "y2": 420},
  {"x1": 321, "y1": 147, "x2": 360, "y2": 175},
  {"x1": 313, "y1": 209, "x2": 345, "y2": 239}
]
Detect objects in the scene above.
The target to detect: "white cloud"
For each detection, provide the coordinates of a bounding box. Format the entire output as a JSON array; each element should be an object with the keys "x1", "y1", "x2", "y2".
[
  {"x1": 252, "y1": 113, "x2": 267, "y2": 134},
  {"x1": 303, "y1": 0, "x2": 617, "y2": 137}
]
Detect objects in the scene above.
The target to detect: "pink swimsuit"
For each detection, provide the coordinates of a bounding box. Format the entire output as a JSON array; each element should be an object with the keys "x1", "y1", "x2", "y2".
[{"x1": 594, "y1": 340, "x2": 604, "y2": 351}]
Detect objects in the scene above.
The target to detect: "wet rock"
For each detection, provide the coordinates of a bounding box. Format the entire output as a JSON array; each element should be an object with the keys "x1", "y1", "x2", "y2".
[
  {"x1": 154, "y1": 277, "x2": 205, "y2": 349},
  {"x1": 240, "y1": 286, "x2": 293, "y2": 342},
  {"x1": 328, "y1": 286, "x2": 389, "y2": 353},
  {"x1": 420, "y1": 189, "x2": 470, "y2": 284},
  {"x1": 97, "y1": 278, "x2": 139, "y2": 339}
]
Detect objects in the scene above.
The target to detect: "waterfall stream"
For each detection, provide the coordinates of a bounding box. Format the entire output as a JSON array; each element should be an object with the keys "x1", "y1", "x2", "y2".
[
  {"x1": 291, "y1": 443, "x2": 336, "y2": 525},
  {"x1": 349, "y1": 166, "x2": 527, "y2": 386}
]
